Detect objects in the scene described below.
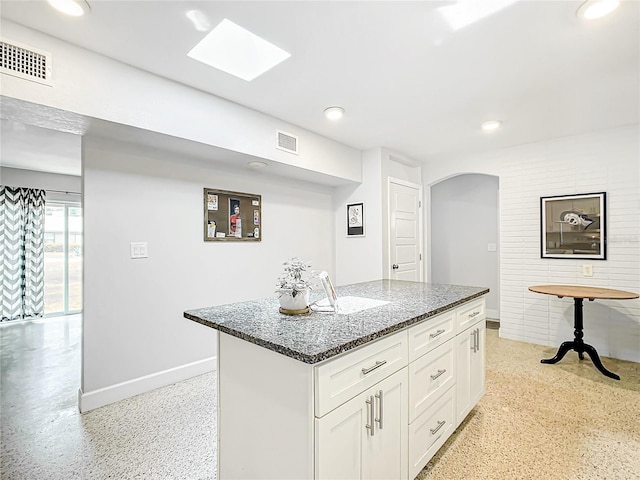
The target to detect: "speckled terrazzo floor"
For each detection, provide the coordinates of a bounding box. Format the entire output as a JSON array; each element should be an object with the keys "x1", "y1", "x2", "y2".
[
  {"x1": 1, "y1": 316, "x2": 638, "y2": 480},
  {"x1": 0, "y1": 315, "x2": 216, "y2": 480},
  {"x1": 416, "y1": 324, "x2": 640, "y2": 480}
]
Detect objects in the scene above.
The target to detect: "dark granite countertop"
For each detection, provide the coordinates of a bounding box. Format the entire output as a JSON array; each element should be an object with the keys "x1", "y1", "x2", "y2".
[{"x1": 184, "y1": 280, "x2": 489, "y2": 364}]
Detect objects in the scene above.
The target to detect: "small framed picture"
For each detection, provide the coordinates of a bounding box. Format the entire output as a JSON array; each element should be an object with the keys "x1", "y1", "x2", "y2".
[
  {"x1": 540, "y1": 192, "x2": 606, "y2": 259},
  {"x1": 347, "y1": 202, "x2": 364, "y2": 237}
]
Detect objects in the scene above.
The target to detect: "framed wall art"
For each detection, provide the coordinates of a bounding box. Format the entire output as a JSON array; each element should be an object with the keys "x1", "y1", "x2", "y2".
[
  {"x1": 204, "y1": 188, "x2": 262, "y2": 242},
  {"x1": 346, "y1": 202, "x2": 364, "y2": 237},
  {"x1": 540, "y1": 192, "x2": 606, "y2": 259}
]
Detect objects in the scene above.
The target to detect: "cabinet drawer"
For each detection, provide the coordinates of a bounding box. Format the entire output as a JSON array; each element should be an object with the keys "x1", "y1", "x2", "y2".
[
  {"x1": 315, "y1": 330, "x2": 408, "y2": 418},
  {"x1": 408, "y1": 386, "x2": 455, "y2": 479},
  {"x1": 408, "y1": 310, "x2": 455, "y2": 362},
  {"x1": 456, "y1": 298, "x2": 485, "y2": 333},
  {"x1": 408, "y1": 340, "x2": 455, "y2": 423}
]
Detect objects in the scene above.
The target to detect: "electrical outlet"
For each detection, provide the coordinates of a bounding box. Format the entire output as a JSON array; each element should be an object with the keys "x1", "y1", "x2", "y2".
[
  {"x1": 582, "y1": 264, "x2": 593, "y2": 277},
  {"x1": 130, "y1": 242, "x2": 148, "y2": 259}
]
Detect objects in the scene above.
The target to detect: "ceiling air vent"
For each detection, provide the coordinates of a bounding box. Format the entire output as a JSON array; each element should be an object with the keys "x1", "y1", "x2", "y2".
[
  {"x1": 0, "y1": 39, "x2": 52, "y2": 86},
  {"x1": 276, "y1": 130, "x2": 298, "y2": 155}
]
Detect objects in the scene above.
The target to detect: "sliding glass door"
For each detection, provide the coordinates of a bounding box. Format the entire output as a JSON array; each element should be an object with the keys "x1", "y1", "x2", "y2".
[{"x1": 44, "y1": 202, "x2": 82, "y2": 315}]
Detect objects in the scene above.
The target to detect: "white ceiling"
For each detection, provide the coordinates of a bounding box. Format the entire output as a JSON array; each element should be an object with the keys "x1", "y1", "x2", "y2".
[{"x1": 1, "y1": 0, "x2": 638, "y2": 176}]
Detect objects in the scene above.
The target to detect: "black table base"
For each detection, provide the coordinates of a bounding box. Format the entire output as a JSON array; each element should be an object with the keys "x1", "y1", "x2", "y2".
[{"x1": 541, "y1": 297, "x2": 620, "y2": 380}]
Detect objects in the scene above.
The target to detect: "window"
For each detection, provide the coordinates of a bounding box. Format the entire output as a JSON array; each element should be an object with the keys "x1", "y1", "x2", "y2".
[{"x1": 44, "y1": 202, "x2": 82, "y2": 315}]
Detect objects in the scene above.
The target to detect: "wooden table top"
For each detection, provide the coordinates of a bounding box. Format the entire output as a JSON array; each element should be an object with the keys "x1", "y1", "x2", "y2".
[{"x1": 529, "y1": 285, "x2": 639, "y2": 300}]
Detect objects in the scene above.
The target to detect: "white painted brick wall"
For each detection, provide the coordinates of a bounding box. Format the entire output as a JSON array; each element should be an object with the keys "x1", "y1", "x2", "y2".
[{"x1": 499, "y1": 126, "x2": 640, "y2": 362}]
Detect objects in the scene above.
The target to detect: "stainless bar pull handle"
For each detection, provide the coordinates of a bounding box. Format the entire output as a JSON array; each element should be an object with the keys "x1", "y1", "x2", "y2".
[
  {"x1": 470, "y1": 330, "x2": 476, "y2": 351},
  {"x1": 475, "y1": 328, "x2": 479, "y2": 352},
  {"x1": 430, "y1": 420, "x2": 446, "y2": 435},
  {"x1": 362, "y1": 360, "x2": 387, "y2": 375},
  {"x1": 365, "y1": 396, "x2": 375, "y2": 436},
  {"x1": 429, "y1": 329, "x2": 445, "y2": 339},
  {"x1": 430, "y1": 369, "x2": 446, "y2": 380},
  {"x1": 469, "y1": 311, "x2": 480, "y2": 319},
  {"x1": 375, "y1": 390, "x2": 384, "y2": 430}
]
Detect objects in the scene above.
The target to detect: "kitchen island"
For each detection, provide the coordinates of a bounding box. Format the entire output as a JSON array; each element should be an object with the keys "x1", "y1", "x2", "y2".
[{"x1": 184, "y1": 280, "x2": 489, "y2": 479}]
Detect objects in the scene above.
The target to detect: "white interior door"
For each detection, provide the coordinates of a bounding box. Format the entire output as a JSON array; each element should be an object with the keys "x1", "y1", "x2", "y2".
[{"x1": 389, "y1": 180, "x2": 422, "y2": 281}]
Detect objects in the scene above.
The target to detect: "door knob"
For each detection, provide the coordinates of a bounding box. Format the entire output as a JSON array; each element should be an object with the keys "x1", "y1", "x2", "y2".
[{"x1": 392, "y1": 264, "x2": 399, "y2": 270}]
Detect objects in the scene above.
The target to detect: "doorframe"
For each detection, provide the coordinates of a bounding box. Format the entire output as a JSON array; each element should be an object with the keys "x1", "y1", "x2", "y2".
[
  {"x1": 44, "y1": 200, "x2": 83, "y2": 316},
  {"x1": 385, "y1": 177, "x2": 424, "y2": 281}
]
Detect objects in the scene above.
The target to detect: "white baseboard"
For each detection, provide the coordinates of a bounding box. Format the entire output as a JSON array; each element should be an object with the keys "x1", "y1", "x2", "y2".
[
  {"x1": 486, "y1": 309, "x2": 499, "y2": 320},
  {"x1": 78, "y1": 356, "x2": 216, "y2": 413}
]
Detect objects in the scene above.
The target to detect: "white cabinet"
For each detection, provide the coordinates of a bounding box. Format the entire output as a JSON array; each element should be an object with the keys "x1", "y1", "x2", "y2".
[
  {"x1": 315, "y1": 330, "x2": 408, "y2": 417},
  {"x1": 407, "y1": 310, "x2": 455, "y2": 362},
  {"x1": 408, "y1": 385, "x2": 455, "y2": 479},
  {"x1": 456, "y1": 298, "x2": 485, "y2": 334},
  {"x1": 455, "y1": 319, "x2": 486, "y2": 426},
  {"x1": 215, "y1": 295, "x2": 486, "y2": 480},
  {"x1": 407, "y1": 298, "x2": 486, "y2": 477},
  {"x1": 316, "y1": 368, "x2": 408, "y2": 480},
  {"x1": 408, "y1": 339, "x2": 455, "y2": 422}
]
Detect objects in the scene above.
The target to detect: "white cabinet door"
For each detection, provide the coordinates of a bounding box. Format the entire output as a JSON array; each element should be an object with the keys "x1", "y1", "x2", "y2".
[
  {"x1": 469, "y1": 322, "x2": 486, "y2": 408},
  {"x1": 316, "y1": 393, "x2": 367, "y2": 480},
  {"x1": 455, "y1": 320, "x2": 486, "y2": 426},
  {"x1": 316, "y1": 368, "x2": 408, "y2": 480},
  {"x1": 366, "y1": 369, "x2": 408, "y2": 480},
  {"x1": 455, "y1": 326, "x2": 473, "y2": 427}
]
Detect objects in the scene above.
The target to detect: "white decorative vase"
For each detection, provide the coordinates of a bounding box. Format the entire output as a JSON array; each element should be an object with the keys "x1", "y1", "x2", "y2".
[{"x1": 279, "y1": 289, "x2": 310, "y2": 312}]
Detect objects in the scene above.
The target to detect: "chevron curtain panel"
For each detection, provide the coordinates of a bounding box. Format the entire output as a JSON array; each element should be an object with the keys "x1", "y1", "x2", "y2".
[{"x1": 0, "y1": 186, "x2": 46, "y2": 321}]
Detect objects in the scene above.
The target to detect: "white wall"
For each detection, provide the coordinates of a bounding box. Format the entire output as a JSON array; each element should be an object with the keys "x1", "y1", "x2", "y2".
[
  {"x1": 334, "y1": 148, "x2": 383, "y2": 285},
  {"x1": 424, "y1": 125, "x2": 640, "y2": 362},
  {"x1": 81, "y1": 135, "x2": 335, "y2": 410},
  {"x1": 0, "y1": 166, "x2": 81, "y2": 202},
  {"x1": 0, "y1": 20, "x2": 361, "y2": 184},
  {"x1": 333, "y1": 148, "x2": 423, "y2": 284},
  {"x1": 431, "y1": 174, "x2": 500, "y2": 318}
]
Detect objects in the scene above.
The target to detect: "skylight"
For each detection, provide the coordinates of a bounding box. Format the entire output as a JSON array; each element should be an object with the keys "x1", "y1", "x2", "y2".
[
  {"x1": 187, "y1": 19, "x2": 291, "y2": 81},
  {"x1": 438, "y1": 0, "x2": 517, "y2": 31}
]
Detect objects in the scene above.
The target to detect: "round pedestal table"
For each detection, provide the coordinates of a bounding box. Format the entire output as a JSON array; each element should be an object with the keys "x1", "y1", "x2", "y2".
[{"x1": 528, "y1": 285, "x2": 639, "y2": 380}]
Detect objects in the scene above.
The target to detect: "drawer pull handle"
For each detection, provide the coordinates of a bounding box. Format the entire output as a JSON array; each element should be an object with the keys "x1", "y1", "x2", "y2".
[
  {"x1": 430, "y1": 369, "x2": 446, "y2": 380},
  {"x1": 365, "y1": 396, "x2": 375, "y2": 436},
  {"x1": 429, "y1": 329, "x2": 445, "y2": 339},
  {"x1": 362, "y1": 360, "x2": 387, "y2": 375},
  {"x1": 375, "y1": 390, "x2": 384, "y2": 430},
  {"x1": 430, "y1": 420, "x2": 446, "y2": 435},
  {"x1": 469, "y1": 311, "x2": 480, "y2": 319}
]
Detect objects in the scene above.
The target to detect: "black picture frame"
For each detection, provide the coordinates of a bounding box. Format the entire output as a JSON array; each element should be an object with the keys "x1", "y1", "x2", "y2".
[
  {"x1": 346, "y1": 202, "x2": 365, "y2": 237},
  {"x1": 540, "y1": 192, "x2": 606, "y2": 259}
]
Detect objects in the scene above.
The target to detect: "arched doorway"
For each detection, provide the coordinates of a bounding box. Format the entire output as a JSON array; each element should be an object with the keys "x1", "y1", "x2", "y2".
[{"x1": 430, "y1": 173, "x2": 500, "y2": 320}]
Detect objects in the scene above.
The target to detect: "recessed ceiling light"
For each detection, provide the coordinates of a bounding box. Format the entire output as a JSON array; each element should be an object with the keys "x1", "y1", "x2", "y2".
[
  {"x1": 481, "y1": 120, "x2": 502, "y2": 132},
  {"x1": 187, "y1": 19, "x2": 291, "y2": 81},
  {"x1": 47, "y1": 0, "x2": 90, "y2": 16},
  {"x1": 577, "y1": 0, "x2": 620, "y2": 19},
  {"x1": 248, "y1": 161, "x2": 268, "y2": 169},
  {"x1": 324, "y1": 106, "x2": 345, "y2": 121}
]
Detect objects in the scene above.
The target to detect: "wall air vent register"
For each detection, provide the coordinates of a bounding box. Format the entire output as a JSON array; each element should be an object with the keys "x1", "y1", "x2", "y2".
[
  {"x1": 0, "y1": 39, "x2": 52, "y2": 86},
  {"x1": 276, "y1": 130, "x2": 298, "y2": 155}
]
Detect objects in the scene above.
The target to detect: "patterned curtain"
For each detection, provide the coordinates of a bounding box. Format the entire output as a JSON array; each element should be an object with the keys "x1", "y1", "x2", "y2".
[{"x1": 0, "y1": 186, "x2": 46, "y2": 321}]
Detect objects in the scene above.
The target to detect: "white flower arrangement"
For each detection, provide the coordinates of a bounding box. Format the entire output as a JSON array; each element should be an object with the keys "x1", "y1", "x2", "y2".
[{"x1": 275, "y1": 257, "x2": 313, "y2": 298}]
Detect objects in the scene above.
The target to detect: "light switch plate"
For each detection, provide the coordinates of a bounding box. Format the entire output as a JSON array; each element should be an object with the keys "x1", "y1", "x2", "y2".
[
  {"x1": 130, "y1": 242, "x2": 148, "y2": 259},
  {"x1": 582, "y1": 264, "x2": 593, "y2": 277},
  {"x1": 487, "y1": 243, "x2": 497, "y2": 252}
]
